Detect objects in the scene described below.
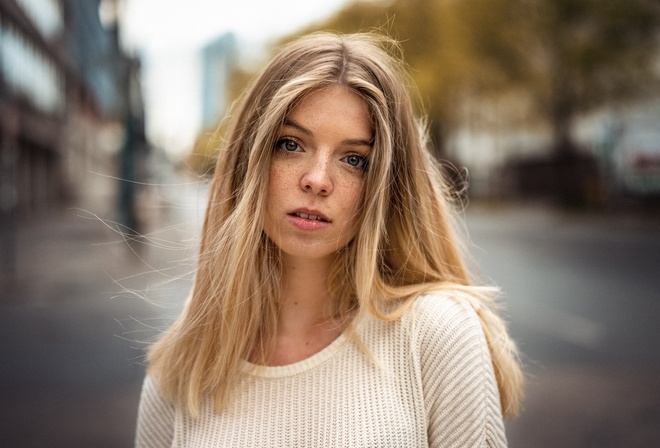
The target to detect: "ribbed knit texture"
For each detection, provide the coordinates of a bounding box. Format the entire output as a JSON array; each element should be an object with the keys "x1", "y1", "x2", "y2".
[{"x1": 135, "y1": 294, "x2": 508, "y2": 447}]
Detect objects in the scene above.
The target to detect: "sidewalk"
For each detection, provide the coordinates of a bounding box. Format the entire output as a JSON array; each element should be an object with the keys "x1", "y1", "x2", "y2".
[{"x1": 0, "y1": 192, "x2": 202, "y2": 446}]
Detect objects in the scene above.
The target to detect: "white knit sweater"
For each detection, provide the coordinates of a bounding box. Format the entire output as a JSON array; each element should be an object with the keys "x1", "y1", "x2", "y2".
[{"x1": 135, "y1": 294, "x2": 507, "y2": 447}]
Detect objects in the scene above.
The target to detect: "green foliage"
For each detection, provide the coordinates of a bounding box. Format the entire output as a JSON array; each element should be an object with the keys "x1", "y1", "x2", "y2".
[
  {"x1": 191, "y1": 0, "x2": 660, "y2": 165},
  {"x1": 295, "y1": 0, "x2": 473, "y2": 151},
  {"x1": 297, "y1": 0, "x2": 660, "y2": 153}
]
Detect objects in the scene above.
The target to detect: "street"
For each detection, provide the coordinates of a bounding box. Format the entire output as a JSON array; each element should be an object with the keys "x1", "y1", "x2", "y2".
[
  {"x1": 1, "y1": 186, "x2": 659, "y2": 447},
  {"x1": 0, "y1": 180, "x2": 206, "y2": 447},
  {"x1": 466, "y1": 204, "x2": 660, "y2": 446}
]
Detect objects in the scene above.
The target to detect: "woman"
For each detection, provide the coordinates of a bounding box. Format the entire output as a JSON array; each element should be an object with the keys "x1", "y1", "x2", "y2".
[{"x1": 136, "y1": 32, "x2": 523, "y2": 447}]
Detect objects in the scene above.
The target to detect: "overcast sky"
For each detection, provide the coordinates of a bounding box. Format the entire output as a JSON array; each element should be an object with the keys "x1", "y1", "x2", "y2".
[{"x1": 122, "y1": 0, "x2": 354, "y2": 158}]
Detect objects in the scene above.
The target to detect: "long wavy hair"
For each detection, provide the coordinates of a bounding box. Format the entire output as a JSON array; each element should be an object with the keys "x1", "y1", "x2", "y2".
[{"x1": 148, "y1": 32, "x2": 523, "y2": 418}]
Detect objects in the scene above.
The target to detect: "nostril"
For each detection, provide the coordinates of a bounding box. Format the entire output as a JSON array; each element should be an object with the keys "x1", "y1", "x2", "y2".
[{"x1": 301, "y1": 173, "x2": 332, "y2": 195}]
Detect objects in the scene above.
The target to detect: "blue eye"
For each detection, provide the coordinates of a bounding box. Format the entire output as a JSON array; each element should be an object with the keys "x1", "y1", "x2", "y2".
[
  {"x1": 342, "y1": 154, "x2": 369, "y2": 171},
  {"x1": 276, "y1": 138, "x2": 302, "y2": 152}
]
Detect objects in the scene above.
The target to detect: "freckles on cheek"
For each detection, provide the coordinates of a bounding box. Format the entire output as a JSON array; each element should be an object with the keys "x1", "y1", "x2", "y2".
[
  {"x1": 341, "y1": 179, "x2": 365, "y2": 215},
  {"x1": 270, "y1": 160, "x2": 295, "y2": 181},
  {"x1": 268, "y1": 163, "x2": 284, "y2": 190}
]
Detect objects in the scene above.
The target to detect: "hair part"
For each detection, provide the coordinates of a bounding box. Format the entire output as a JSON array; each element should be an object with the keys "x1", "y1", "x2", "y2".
[{"x1": 147, "y1": 31, "x2": 523, "y2": 419}]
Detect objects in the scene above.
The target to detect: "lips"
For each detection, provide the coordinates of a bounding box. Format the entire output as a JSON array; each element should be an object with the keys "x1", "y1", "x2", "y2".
[
  {"x1": 289, "y1": 209, "x2": 331, "y2": 223},
  {"x1": 291, "y1": 212, "x2": 328, "y2": 222}
]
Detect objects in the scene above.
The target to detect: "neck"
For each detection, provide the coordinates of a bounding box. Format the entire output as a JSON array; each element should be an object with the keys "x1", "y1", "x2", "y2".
[
  {"x1": 254, "y1": 253, "x2": 350, "y2": 366},
  {"x1": 278, "y1": 254, "x2": 335, "y2": 333}
]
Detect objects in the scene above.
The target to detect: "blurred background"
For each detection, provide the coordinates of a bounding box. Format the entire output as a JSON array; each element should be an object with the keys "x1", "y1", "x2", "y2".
[{"x1": 1, "y1": 0, "x2": 659, "y2": 446}]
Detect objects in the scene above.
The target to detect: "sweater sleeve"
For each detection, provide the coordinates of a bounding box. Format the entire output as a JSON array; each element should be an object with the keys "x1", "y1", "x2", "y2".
[
  {"x1": 413, "y1": 295, "x2": 508, "y2": 448},
  {"x1": 135, "y1": 375, "x2": 175, "y2": 448}
]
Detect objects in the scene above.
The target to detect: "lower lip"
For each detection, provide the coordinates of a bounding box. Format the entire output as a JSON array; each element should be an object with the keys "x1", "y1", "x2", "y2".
[{"x1": 287, "y1": 214, "x2": 330, "y2": 231}]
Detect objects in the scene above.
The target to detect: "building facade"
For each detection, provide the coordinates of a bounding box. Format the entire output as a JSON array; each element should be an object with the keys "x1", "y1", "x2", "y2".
[
  {"x1": 201, "y1": 33, "x2": 236, "y2": 129},
  {"x1": 0, "y1": 0, "x2": 146, "y2": 277}
]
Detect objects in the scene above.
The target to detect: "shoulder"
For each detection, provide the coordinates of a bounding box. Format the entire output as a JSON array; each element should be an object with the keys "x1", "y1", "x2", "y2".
[
  {"x1": 137, "y1": 374, "x2": 176, "y2": 418},
  {"x1": 410, "y1": 292, "x2": 475, "y2": 316},
  {"x1": 362, "y1": 292, "x2": 484, "y2": 354},
  {"x1": 140, "y1": 374, "x2": 169, "y2": 404},
  {"x1": 404, "y1": 292, "x2": 492, "y2": 387},
  {"x1": 406, "y1": 294, "x2": 507, "y2": 446},
  {"x1": 406, "y1": 292, "x2": 483, "y2": 343},
  {"x1": 135, "y1": 375, "x2": 176, "y2": 448}
]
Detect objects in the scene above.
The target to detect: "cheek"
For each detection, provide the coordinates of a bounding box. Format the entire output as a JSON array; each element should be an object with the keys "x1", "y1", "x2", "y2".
[
  {"x1": 268, "y1": 159, "x2": 298, "y2": 192},
  {"x1": 338, "y1": 178, "x2": 365, "y2": 219},
  {"x1": 265, "y1": 167, "x2": 283, "y2": 226},
  {"x1": 267, "y1": 163, "x2": 289, "y2": 201}
]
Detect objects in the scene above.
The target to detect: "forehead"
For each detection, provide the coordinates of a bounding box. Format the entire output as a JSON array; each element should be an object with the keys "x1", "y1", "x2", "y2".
[{"x1": 285, "y1": 85, "x2": 373, "y2": 138}]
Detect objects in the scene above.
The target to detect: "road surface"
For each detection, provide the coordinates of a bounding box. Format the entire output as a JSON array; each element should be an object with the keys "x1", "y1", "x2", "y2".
[{"x1": 1, "y1": 189, "x2": 659, "y2": 447}]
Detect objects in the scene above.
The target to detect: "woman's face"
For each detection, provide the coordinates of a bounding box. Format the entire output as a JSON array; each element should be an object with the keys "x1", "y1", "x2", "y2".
[{"x1": 264, "y1": 85, "x2": 373, "y2": 263}]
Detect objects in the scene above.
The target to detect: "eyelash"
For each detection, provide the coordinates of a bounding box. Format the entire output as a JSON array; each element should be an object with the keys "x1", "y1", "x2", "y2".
[
  {"x1": 275, "y1": 137, "x2": 302, "y2": 153},
  {"x1": 274, "y1": 138, "x2": 369, "y2": 172},
  {"x1": 342, "y1": 154, "x2": 369, "y2": 171}
]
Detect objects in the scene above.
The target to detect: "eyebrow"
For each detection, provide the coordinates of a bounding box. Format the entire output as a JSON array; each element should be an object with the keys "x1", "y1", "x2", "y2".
[{"x1": 283, "y1": 119, "x2": 374, "y2": 147}]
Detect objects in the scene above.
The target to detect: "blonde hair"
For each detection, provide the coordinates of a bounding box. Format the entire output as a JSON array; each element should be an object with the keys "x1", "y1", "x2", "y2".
[{"x1": 148, "y1": 32, "x2": 523, "y2": 418}]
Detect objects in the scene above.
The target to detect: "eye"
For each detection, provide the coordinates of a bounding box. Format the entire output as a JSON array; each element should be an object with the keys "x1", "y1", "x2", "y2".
[
  {"x1": 342, "y1": 154, "x2": 369, "y2": 171},
  {"x1": 275, "y1": 138, "x2": 302, "y2": 152}
]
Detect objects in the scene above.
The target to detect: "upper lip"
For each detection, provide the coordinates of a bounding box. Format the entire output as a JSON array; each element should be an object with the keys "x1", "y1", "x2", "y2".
[{"x1": 289, "y1": 208, "x2": 331, "y2": 222}]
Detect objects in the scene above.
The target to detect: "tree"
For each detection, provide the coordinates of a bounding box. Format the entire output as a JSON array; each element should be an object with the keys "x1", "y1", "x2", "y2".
[
  {"x1": 305, "y1": 0, "x2": 660, "y2": 156},
  {"x1": 463, "y1": 0, "x2": 660, "y2": 205},
  {"x1": 297, "y1": 0, "x2": 660, "y2": 204},
  {"x1": 293, "y1": 0, "x2": 474, "y2": 156},
  {"x1": 465, "y1": 0, "x2": 660, "y2": 156}
]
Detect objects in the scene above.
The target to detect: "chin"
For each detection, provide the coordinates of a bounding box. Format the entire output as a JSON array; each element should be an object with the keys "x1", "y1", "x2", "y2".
[{"x1": 277, "y1": 241, "x2": 347, "y2": 263}]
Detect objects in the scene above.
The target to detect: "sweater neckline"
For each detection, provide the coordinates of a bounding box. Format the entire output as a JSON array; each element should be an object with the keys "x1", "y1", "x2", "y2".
[{"x1": 241, "y1": 331, "x2": 350, "y2": 378}]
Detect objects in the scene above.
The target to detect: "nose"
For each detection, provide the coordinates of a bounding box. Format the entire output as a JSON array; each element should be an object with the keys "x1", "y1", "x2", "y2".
[{"x1": 301, "y1": 155, "x2": 333, "y2": 195}]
